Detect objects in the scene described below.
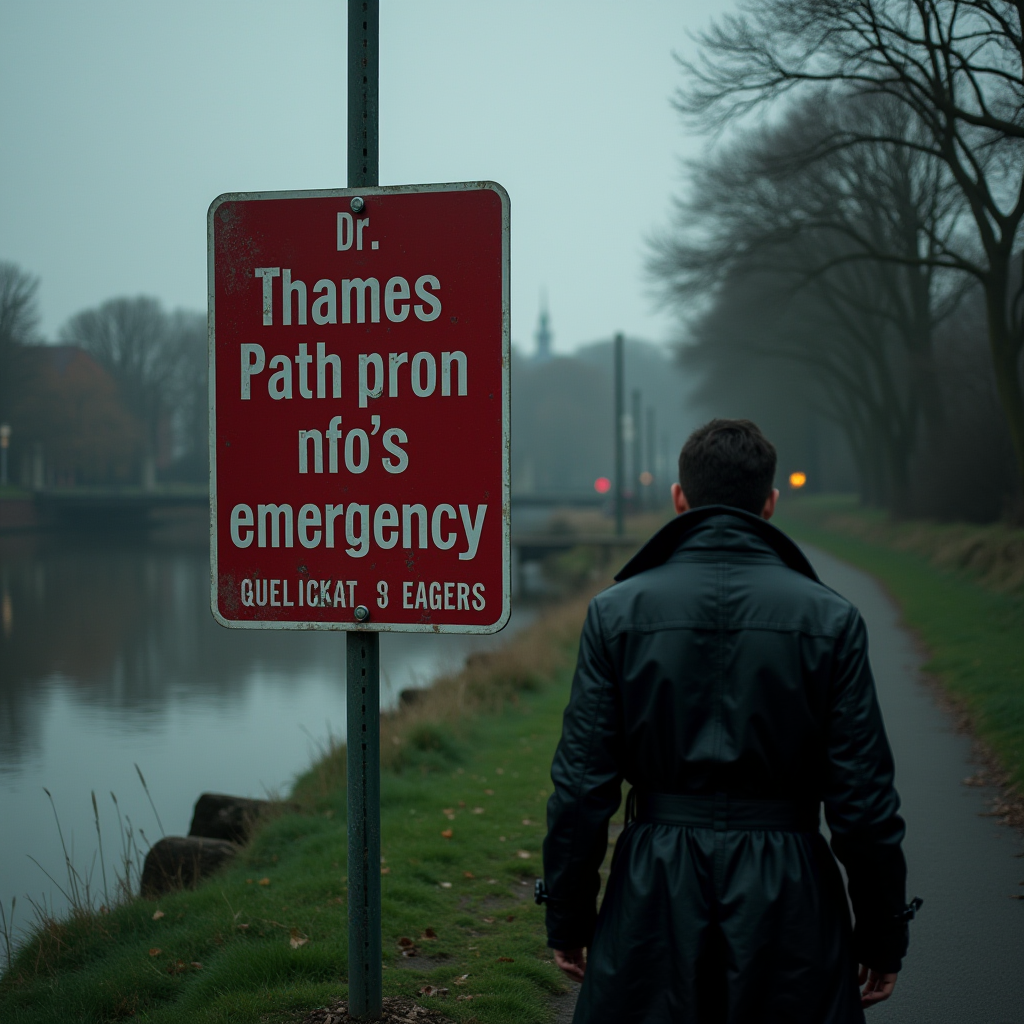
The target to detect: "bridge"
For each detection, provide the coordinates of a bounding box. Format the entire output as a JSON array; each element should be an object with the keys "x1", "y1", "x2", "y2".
[
  {"x1": 510, "y1": 531, "x2": 643, "y2": 561},
  {"x1": 29, "y1": 487, "x2": 208, "y2": 530}
]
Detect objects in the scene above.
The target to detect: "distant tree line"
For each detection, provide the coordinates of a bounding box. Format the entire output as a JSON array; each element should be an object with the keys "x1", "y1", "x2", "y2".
[
  {"x1": 651, "y1": 0, "x2": 1024, "y2": 522},
  {"x1": 0, "y1": 261, "x2": 206, "y2": 488}
]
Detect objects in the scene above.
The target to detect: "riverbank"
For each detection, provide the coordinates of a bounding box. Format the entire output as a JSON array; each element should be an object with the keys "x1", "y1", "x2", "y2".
[
  {"x1": 777, "y1": 495, "x2": 1024, "y2": 803},
  {"x1": 5, "y1": 496, "x2": 1021, "y2": 1022},
  {"x1": 0, "y1": 595, "x2": 593, "y2": 1024}
]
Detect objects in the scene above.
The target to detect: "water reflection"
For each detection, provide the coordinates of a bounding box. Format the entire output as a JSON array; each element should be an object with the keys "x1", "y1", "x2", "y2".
[{"x1": 0, "y1": 528, "x2": 535, "y2": 927}]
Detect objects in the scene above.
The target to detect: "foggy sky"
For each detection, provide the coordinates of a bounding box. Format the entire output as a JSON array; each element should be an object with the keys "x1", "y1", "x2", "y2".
[{"x1": 0, "y1": 1, "x2": 725, "y2": 351}]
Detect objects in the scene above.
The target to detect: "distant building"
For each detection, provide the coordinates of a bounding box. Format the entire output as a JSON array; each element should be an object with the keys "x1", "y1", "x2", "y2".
[{"x1": 533, "y1": 298, "x2": 553, "y2": 363}]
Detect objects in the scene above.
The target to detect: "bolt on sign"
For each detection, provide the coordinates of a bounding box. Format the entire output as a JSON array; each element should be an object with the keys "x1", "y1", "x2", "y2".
[{"x1": 208, "y1": 183, "x2": 510, "y2": 632}]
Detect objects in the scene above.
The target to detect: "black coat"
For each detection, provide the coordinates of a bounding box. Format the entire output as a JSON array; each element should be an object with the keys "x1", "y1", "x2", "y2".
[{"x1": 543, "y1": 508, "x2": 908, "y2": 1024}]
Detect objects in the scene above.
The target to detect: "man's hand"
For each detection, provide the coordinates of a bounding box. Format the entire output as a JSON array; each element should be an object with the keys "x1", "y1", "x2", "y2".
[
  {"x1": 859, "y1": 965, "x2": 898, "y2": 1008},
  {"x1": 554, "y1": 947, "x2": 586, "y2": 983}
]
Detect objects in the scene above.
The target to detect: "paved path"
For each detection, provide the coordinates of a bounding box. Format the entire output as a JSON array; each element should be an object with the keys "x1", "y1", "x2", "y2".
[
  {"x1": 550, "y1": 546, "x2": 1024, "y2": 1023},
  {"x1": 808, "y1": 545, "x2": 1024, "y2": 1024}
]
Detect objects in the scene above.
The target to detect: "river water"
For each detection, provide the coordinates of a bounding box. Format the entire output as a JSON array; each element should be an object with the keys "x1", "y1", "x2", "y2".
[{"x1": 0, "y1": 523, "x2": 536, "y2": 931}]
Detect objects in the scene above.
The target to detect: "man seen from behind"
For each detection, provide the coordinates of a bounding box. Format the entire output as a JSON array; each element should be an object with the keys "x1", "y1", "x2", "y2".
[{"x1": 541, "y1": 419, "x2": 915, "y2": 1023}]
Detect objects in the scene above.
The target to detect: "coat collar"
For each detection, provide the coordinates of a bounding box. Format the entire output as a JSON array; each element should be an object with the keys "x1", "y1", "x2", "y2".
[{"x1": 614, "y1": 505, "x2": 820, "y2": 583}]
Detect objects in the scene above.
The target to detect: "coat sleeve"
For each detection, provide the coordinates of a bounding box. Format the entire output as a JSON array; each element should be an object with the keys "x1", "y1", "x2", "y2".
[
  {"x1": 823, "y1": 607, "x2": 909, "y2": 973},
  {"x1": 542, "y1": 598, "x2": 623, "y2": 950}
]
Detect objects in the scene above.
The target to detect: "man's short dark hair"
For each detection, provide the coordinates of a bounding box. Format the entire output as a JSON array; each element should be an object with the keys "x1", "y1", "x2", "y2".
[{"x1": 678, "y1": 419, "x2": 777, "y2": 515}]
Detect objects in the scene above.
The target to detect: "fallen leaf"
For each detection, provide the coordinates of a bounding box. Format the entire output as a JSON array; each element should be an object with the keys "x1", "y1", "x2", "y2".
[
  {"x1": 482, "y1": 916, "x2": 495, "y2": 924},
  {"x1": 497, "y1": 956, "x2": 514, "y2": 963},
  {"x1": 289, "y1": 927, "x2": 309, "y2": 949},
  {"x1": 190, "y1": 962, "x2": 203, "y2": 969},
  {"x1": 486, "y1": 878, "x2": 498, "y2": 884},
  {"x1": 453, "y1": 974, "x2": 469, "y2": 985},
  {"x1": 496, "y1": 768, "x2": 505, "y2": 775},
  {"x1": 422, "y1": 927, "x2": 438, "y2": 939},
  {"x1": 458, "y1": 801, "x2": 466, "y2": 808},
  {"x1": 457, "y1": 994, "x2": 474, "y2": 1001},
  {"x1": 442, "y1": 808, "x2": 453, "y2": 815},
  {"x1": 398, "y1": 936, "x2": 415, "y2": 947},
  {"x1": 485, "y1": 789, "x2": 494, "y2": 796},
  {"x1": 245, "y1": 878, "x2": 253, "y2": 884},
  {"x1": 445, "y1": 813, "x2": 455, "y2": 820},
  {"x1": 167, "y1": 960, "x2": 188, "y2": 975},
  {"x1": 418, "y1": 985, "x2": 450, "y2": 998},
  {"x1": 258, "y1": 877, "x2": 270, "y2": 886},
  {"x1": 522, "y1": 819, "x2": 533, "y2": 826},
  {"x1": 516, "y1": 850, "x2": 531, "y2": 859},
  {"x1": 472, "y1": 807, "x2": 485, "y2": 814},
  {"x1": 439, "y1": 881, "x2": 453, "y2": 889},
  {"x1": 499, "y1": 836, "x2": 506, "y2": 842},
  {"x1": 238, "y1": 923, "x2": 249, "y2": 930},
  {"x1": 380, "y1": 866, "x2": 391, "y2": 875},
  {"x1": 152, "y1": 910, "x2": 165, "y2": 921},
  {"x1": 506, "y1": 915, "x2": 516, "y2": 922},
  {"x1": 148, "y1": 948, "x2": 162, "y2": 957},
  {"x1": 463, "y1": 871, "x2": 475, "y2": 878},
  {"x1": 441, "y1": 828, "x2": 453, "y2": 839}
]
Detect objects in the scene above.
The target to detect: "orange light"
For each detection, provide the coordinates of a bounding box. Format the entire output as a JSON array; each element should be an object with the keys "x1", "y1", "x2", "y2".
[
  {"x1": 638, "y1": 471, "x2": 654, "y2": 486},
  {"x1": 789, "y1": 472, "x2": 807, "y2": 490},
  {"x1": 594, "y1": 476, "x2": 612, "y2": 494}
]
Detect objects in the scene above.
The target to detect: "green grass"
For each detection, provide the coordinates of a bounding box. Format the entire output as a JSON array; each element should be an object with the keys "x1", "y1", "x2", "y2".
[
  {"x1": 778, "y1": 496, "x2": 1024, "y2": 793},
  {"x1": 0, "y1": 608, "x2": 588, "y2": 1024}
]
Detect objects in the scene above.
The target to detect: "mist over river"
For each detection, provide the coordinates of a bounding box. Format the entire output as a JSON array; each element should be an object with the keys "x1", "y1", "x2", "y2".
[{"x1": 0, "y1": 525, "x2": 535, "y2": 930}]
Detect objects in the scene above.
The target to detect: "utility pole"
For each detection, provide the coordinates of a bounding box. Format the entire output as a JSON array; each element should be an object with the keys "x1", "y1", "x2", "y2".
[
  {"x1": 0, "y1": 424, "x2": 10, "y2": 487},
  {"x1": 347, "y1": 2, "x2": 382, "y2": 1019},
  {"x1": 614, "y1": 333, "x2": 624, "y2": 536},
  {"x1": 645, "y1": 406, "x2": 656, "y2": 508},
  {"x1": 631, "y1": 388, "x2": 642, "y2": 513}
]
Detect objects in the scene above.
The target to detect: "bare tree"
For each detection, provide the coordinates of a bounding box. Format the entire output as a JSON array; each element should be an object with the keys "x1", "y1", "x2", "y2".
[
  {"x1": 678, "y1": 0, "x2": 1024, "y2": 497},
  {"x1": 652, "y1": 93, "x2": 964, "y2": 510},
  {"x1": 59, "y1": 297, "x2": 172, "y2": 475},
  {"x1": 163, "y1": 310, "x2": 208, "y2": 480},
  {"x1": 0, "y1": 261, "x2": 41, "y2": 424}
]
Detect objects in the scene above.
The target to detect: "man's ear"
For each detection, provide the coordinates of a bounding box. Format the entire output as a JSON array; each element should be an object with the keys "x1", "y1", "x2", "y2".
[
  {"x1": 762, "y1": 488, "x2": 780, "y2": 520},
  {"x1": 671, "y1": 483, "x2": 690, "y2": 515}
]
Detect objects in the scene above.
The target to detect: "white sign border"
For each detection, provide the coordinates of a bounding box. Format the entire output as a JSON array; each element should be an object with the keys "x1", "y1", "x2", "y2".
[{"x1": 207, "y1": 181, "x2": 511, "y2": 634}]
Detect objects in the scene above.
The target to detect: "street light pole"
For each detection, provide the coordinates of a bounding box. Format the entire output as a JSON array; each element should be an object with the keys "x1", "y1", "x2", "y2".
[
  {"x1": 0, "y1": 424, "x2": 10, "y2": 488},
  {"x1": 346, "y1": 2, "x2": 382, "y2": 1019},
  {"x1": 614, "y1": 333, "x2": 624, "y2": 537}
]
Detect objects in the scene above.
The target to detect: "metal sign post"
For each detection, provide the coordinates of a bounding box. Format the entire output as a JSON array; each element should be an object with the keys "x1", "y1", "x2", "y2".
[
  {"x1": 347, "y1": 4, "x2": 381, "y2": 1017},
  {"x1": 207, "y1": 5, "x2": 509, "y2": 1019}
]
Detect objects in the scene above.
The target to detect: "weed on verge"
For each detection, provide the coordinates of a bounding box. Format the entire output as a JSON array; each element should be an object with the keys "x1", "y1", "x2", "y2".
[{"x1": 0, "y1": 596, "x2": 593, "y2": 1024}]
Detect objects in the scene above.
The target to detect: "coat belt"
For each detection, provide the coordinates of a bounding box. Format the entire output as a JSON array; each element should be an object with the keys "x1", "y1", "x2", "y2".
[{"x1": 627, "y1": 790, "x2": 820, "y2": 833}]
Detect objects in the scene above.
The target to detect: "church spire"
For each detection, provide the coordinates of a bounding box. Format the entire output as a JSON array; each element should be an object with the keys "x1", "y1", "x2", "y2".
[{"x1": 534, "y1": 294, "x2": 553, "y2": 363}]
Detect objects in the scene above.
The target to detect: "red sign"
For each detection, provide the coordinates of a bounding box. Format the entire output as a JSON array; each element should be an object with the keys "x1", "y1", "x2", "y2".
[{"x1": 208, "y1": 183, "x2": 510, "y2": 632}]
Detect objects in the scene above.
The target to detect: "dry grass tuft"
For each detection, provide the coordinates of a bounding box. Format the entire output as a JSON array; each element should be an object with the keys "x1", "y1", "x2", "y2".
[
  {"x1": 824, "y1": 514, "x2": 1024, "y2": 594},
  {"x1": 379, "y1": 594, "x2": 591, "y2": 769},
  {"x1": 293, "y1": 593, "x2": 594, "y2": 806}
]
